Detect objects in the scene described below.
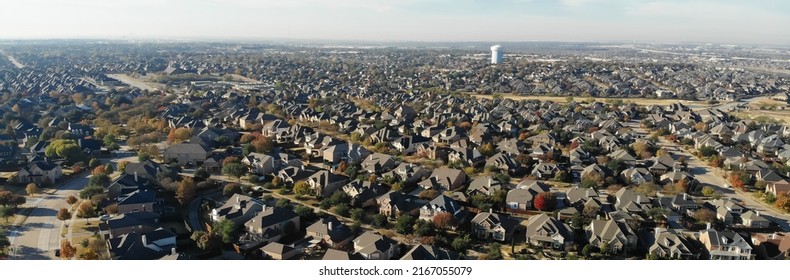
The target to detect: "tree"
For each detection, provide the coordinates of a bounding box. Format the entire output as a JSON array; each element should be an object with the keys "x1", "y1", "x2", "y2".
[
  {"x1": 534, "y1": 192, "x2": 556, "y2": 211},
  {"x1": 0, "y1": 230, "x2": 9, "y2": 256},
  {"x1": 694, "y1": 208, "x2": 716, "y2": 224},
  {"x1": 433, "y1": 212, "x2": 456, "y2": 229},
  {"x1": 372, "y1": 214, "x2": 388, "y2": 228},
  {"x1": 775, "y1": 193, "x2": 790, "y2": 213},
  {"x1": 0, "y1": 206, "x2": 13, "y2": 222},
  {"x1": 88, "y1": 173, "x2": 110, "y2": 188},
  {"x1": 350, "y1": 208, "x2": 365, "y2": 222},
  {"x1": 251, "y1": 137, "x2": 273, "y2": 153},
  {"x1": 571, "y1": 212, "x2": 586, "y2": 230},
  {"x1": 66, "y1": 195, "x2": 78, "y2": 206},
  {"x1": 333, "y1": 203, "x2": 351, "y2": 217},
  {"x1": 413, "y1": 219, "x2": 435, "y2": 237},
  {"x1": 60, "y1": 240, "x2": 77, "y2": 259},
  {"x1": 222, "y1": 183, "x2": 243, "y2": 197},
  {"x1": 478, "y1": 143, "x2": 496, "y2": 157},
  {"x1": 88, "y1": 158, "x2": 100, "y2": 168},
  {"x1": 0, "y1": 191, "x2": 25, "y2": 208},
  {"x1": 56, "y1": 208, "x2": 71, "y2": 223},
  {"x1": 104, "y1": 163, "x2": 114, "y2": 174},
  {"x1": 293, "y1": 180, "x2": 312, "y2": 196},
  {"x1": 583, "y1": 204, "x2": 600, "y2": 219},
  {"x1": 26, "y1": 183, "x2": 39, "y2": 196},
  {"x1": 702, "y1": 186, "x2": 716, "y2": 197},
  {"x1": 79, "y1": 185, "x2": 103, "y2": 199},
  {"x1": 118, "y1": 161, "x2": 129, "y2": 173},
  {"x1": 452, "y1": 234, "x2": 472, "y2": 253},
  {"x1": 76, "y1": 201, "x2": 96, "y2": 223},
  {"x1": 728, "y1": 171, "x2": 747, "y2": 190},
  {"x1": 45, "y1": 139, "x2": 82, "y2": 162},
  {"x1": 191, "y1": 231, "x2": 221, "y2": 251},
  {"x1": 553, "y1": 171, "x2": 571, "y2": 183},
  {"x1": 167, "y1": 127, "x2": 192, "y2": 143},
  {"x1": 485, "y1": 243, "x2": 503, "y2": 260},
  {"x1": 194, "y1": 167, "x2": 210, "y2": 182},
  {"x1": 635, "y1": 182, "x2": 658, "y2": 197},
  {"x1": 294, "y1": 205, "x2": 315, "y2": 220},
  {"x1": 418, "y1": 189, "x2": 439, "y2": 200},
  {"x1": 222, "y1": 162, "x2": 246, "y2": 181},
  {"x1": 698, "y1": 146, "x2": 717, "y2": 158},
  {"x1": 395, "y1": 215, "x2": 415, "y2": 234},
  {"x1": 214, "y1": 219, "x2": 237, "y2": 243},
  {"x1": 581, "y1": 244, "x2": 593, "y2": 258},
  {"x1": 176, "y1": 178, "x2": 197, "y2": 205},
  {"x1": 80, "y1": 249, "x2": 99, "y2": 260}
]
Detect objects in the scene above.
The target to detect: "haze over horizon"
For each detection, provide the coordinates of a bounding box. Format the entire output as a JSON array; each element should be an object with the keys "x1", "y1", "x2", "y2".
[{"x1": 1, "y1": 0, "x2": 789, "y2": 45}]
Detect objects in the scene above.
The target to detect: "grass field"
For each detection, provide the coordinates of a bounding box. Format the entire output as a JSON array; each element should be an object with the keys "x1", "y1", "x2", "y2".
[{"x1": 468, "y1": 93, "x2": 714, "y2": 107}]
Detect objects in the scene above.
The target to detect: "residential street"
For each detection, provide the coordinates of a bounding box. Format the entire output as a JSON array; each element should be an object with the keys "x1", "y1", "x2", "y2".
[{"x1": 7, "y1": 173, "x2": 90, "y2": 259}]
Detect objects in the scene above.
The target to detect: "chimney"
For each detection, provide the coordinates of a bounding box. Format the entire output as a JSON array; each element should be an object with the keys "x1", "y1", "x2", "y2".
[
  {"x1": 557, "y1": 211, "x2": 561, "y2": 221},
  {"x1": 236, "y1": 195, "x2": 240, "y2": 204},
  {"x1": 489, "y1": 208, "x2": 492, "y2": 214},
  {"x1": 328, "y1": 222, "x2": 333, "y2": 231},
  {"x1": 142, "y1": 205, "x2": 146, "y2": 212},
  {"x1": 756, "y1": 211, "x2": 760, "y2": 217},
  {"x1": 134, "y1": 171, "x2": 138, "y2": 182},
  {"x1": 488, "y1": 177, "x2": 492, "y2": 187},
  {"x1": 171, "y1": 248, "x2": 177, "y2": 255},
  {"x1": 596, "y1": 214, "x2": 601, "y2": 220},
  {"x1": 637, "y1": 195, "x2": 642, "y2": 204},
  {"x1": 683, "y1": 193, "x2": 688, "y2": 200},
  {"x1": 142, "y1": 235, "x2": 148, "y2": 246},
  {"x1": 706, "y1": 222, "x2": 711, "y2": 230}
]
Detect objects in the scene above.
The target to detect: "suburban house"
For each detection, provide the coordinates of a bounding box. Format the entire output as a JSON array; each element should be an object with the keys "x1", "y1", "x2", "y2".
[
  {"x1": 586, "y1": 219, "x2": 638, "y2": 255},
  {"x1": 241, "y1": 152, "x2": 275, "y2": 175},
  {"x1": 107, "y1": 229, "x2": 176, "y2": 260},
  {"x1": 741, "y1": 211, "x2": 771, "y2": 228},
  {"x1": 377, "y1": 191, "x2": 426, "y2": 219},
  {"x1": 163, "y1": 142, "x2": 211, "y2": 165},
  {"x1": 400, "y1": 245, "x2": 460, "y2": 260},
  {"x1": 418, "y1": 167, "x2": 467, "y2": 191},
  {"x1": 648, "y1": 228, "x2": 697, "y2": 259},
  {"x1": 766, "y1": 180, "x2": 790, "y2": 197},
  {"x1": 342, "y1": 180, "x2": 386, "y2": 207},
  {"x1": 261, "y1": 242, "x2": 299, "y2": 260},
  {"x1": 117, "y1": 188, "x2": 156, "y2": 214},
  {"x1": 467, "y1": 176, "x2": 506, "y2": 196},
  {"x1": 306, "y1": 217, "x2": 354, "y2": 249},
  {"x1": 210, "y1": 194, "x2": 263, "y2": 225},
  {"x1": 470, "y1": 211, "x2": 519, "y2": 242},
  {"x1": 361, "y1": 153, "x2": 398, "y2": 175},
  {"x1": 306, "y1": 170, "x2": 348, "y2": 198},
  {"x1": 699, "y1": 229, "x2": 754, "y2": 260},
  {"x1": 17, "y1": 159, "x2": 62, "y2": 185},
  {"x1": 751, "y1": 232, "x2": 790, "y2": 260},
  {"x1": 525, "y1": 213, "x2": 574, "y2": 250},
  {"x1": 419, "y1": 195, "x2": 467, "y2": 227},
  {"x1": 101, "y1": 211, "x2": 161, "y2": 239},
  {"x1": 244, "y1": 206, "x2": 300, "y2": 242},
  {"x1": 352, "y1": 231, "x2": 400, "y2": 260}
]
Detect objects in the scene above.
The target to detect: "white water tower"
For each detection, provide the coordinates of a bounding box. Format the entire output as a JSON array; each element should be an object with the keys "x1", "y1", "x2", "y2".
[{"x1": 490, "y1": 45, "x2": 502, "y2": 64}]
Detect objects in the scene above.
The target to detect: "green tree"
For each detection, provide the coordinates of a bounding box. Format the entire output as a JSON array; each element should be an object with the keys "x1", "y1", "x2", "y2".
[
  {"x1": 222, "y1": 183, "x2": 243, "y2": 197},
  {"x1": 191, "y1": 231, "x2": 221, "y2": 251},
  {"x1": 79, "y1": 185, "x2": 103, "y2": 199},
  {"x1": 350, "y1": 208, "x2": 365, "y2": 222},
  {"x1": 372, "y1": 214, "x2": 388, "y2": 228},
  {"x1": 214, "y1": 219, "x2": 237, "y2": 243},
  {"x1": 698, "y1": 146, "x2": 717, "y2": 158},
  {"x1": 333, "y1": 203, "x2": 351, "y2": 217},
  {"x1": 194, "y1": 167, "x2": 210, "y2": 182},
  {"x1": 88, "y1": 158, "x2": 100, "y2": 168},
  {"x1": 294, "y1": 205, "x2": 315, "y2": 220},
  {"x1": 452, "y1": 234, "x2": 472, "y2": 253},
  {"x1": 486, "y1": 243, "x2": 503, "y2": 260},
  {"x1": 222, "y1": 162, "x2": 246, "y2": 181},
  {"x1": 413, "y1": 219, "x2": 435, "y2": 237},
  {"x1": 701, "y1": 186, "x2": 716, "y2": 197},
  {"x1": 0, "y1": 206, "x2": 13, "y2": 222},
  {"x1": 395, "y1": 215, "x2": 415, "y2": 234}
]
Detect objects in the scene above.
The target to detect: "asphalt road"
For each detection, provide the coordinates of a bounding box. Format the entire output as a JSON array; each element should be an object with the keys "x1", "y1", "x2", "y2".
[{"x1": 7, "y1": 173, "x2": 90, "y2": 259}]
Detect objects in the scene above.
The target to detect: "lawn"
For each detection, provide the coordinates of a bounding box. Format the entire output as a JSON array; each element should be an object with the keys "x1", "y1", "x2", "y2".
[{"x1": 69, "y1": 219, "x2": 109, "y2": 260}]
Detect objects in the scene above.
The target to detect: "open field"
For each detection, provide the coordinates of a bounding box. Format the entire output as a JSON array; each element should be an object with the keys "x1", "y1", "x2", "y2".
[
  {"x1": 107, "y1": 74, "x2": 162, "y2": 92},
  {"x1": 468, "y1": 93, "x2": 714, "y2": 107}
]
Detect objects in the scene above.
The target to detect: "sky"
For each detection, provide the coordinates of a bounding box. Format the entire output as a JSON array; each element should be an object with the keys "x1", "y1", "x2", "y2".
[{"x1": 0, "y1": 0, "x2": 788, "y2": 45}]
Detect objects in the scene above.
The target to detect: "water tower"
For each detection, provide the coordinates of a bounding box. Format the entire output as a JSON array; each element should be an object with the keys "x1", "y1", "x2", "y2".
[{"x1": 490, "y1": 45, "x2": 502, "y2": 64}]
